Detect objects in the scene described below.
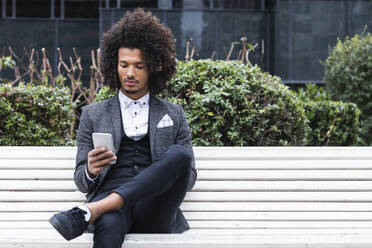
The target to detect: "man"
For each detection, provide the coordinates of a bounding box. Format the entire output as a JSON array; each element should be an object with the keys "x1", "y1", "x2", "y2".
[{"x1": 49, "y1": 8, "x2": 197, "y2": 248}]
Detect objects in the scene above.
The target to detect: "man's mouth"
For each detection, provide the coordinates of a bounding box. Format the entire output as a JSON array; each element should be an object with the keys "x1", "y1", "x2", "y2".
[{"x1": 125, "y1": 80, "x2": 137, "y2": 87}]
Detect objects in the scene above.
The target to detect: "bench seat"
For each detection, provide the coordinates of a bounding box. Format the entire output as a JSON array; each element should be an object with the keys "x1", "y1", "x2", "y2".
[
  {"x1": 1, "y1": 146, "x2": 372, "y2": 248},
  {"x1": 2, "y1": 228, "x2": 372, "y2": 248}
]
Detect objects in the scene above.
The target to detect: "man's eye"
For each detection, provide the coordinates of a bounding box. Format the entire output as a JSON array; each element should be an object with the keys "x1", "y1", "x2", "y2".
[
  {"x1": 137, "y1": 66, "x2": 144, "y2": 69},
  {"x1": 120, "y1": 65, "x2": 127, "y2": 68}
]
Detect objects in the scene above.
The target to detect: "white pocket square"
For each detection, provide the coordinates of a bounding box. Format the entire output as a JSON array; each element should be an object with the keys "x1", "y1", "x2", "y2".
[{"x1": 157, "y1": 114, "x2": 174, "y2": 128}]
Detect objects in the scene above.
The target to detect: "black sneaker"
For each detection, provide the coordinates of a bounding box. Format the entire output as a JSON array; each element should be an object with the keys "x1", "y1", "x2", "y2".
[{"x1": 49, "y1": 207, "x2": 89, "y2": 241}]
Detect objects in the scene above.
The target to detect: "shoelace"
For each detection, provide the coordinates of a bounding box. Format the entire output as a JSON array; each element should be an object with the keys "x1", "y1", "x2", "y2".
[{"x1": 71, "y1": 208, "x2": 87, "y2": 224}]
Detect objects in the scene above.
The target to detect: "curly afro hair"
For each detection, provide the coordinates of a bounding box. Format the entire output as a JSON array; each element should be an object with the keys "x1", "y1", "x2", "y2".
[{"x1": 101, "y1": 8, "x2": 177, "y2": 94}]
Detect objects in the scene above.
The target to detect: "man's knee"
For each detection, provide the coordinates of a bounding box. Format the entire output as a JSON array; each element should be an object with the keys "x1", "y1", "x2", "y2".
[
  {"x1": 93, "y1": 211, "x2": 127, "y2": 247},
  {"x1": 168, "y1": 145, "x2": 192, "y2": 165}
]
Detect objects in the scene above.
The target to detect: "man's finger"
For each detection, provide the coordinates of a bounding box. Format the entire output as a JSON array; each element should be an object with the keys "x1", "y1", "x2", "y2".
[
  {"x1": 88, "y1": 147, "x2": 107, "y2": 157},
  {"x1": 91, "y1": 155, "x2": 117, "y2": 168},
  {"x1": 89, "y1": 150, "x2": 114, "y2": 164}
]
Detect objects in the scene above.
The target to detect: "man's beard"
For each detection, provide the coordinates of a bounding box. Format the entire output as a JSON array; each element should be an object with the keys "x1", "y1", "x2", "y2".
[{"x1": 122, "y1": 87, "x2": 140, "y2": 95}]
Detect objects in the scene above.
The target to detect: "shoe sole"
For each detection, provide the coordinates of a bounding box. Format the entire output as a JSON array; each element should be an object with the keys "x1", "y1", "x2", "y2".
[{"x1": 49, "y1": 215, "x2": 74, "y2": 241}]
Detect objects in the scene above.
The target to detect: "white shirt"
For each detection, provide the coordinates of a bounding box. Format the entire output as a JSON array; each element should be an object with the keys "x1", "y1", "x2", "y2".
[
  {"x1": 85, "y1": 90, "x2": 150, "y2": 181},
  {"x1": 118, "y1": 90, "x2": 149, "y2": 141}
]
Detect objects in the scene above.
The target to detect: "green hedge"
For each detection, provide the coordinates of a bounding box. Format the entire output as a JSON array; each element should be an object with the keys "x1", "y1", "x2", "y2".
[
  {"x1": 298, "y1": 84, "x2": 361, "y2": 146},
  {"x1": 1, "y1": 60, "x2": 357, "y2": 147},
  {"x1": 93, "y1": 86, "x2": 117, "y2": 103},
  {"x1": 323, "y1": 30, "x2": 372, "y2": 145},
  {"x1": 0, "y1": 83, "x2": 74, "y2": 145},
  {"x1": 0, "y1": 56, "x2": 14, "y2": 72},
  {"x1": 162, "y1": 60, "x2": 309, "y2": 146},
  {"x1": 97, "y1": 60, "x2": 308, "y2": 145}
]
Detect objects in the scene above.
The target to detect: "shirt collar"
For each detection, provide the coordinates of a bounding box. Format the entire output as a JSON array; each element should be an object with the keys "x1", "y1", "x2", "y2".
[{"x1": 118, "y1": 90, "x2": 150, "y2": 109}]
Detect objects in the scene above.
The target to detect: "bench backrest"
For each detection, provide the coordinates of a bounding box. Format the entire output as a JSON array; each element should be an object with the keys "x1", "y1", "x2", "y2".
[{"x1": 1, "y1": 147, "x2": 372, "y2": 231}]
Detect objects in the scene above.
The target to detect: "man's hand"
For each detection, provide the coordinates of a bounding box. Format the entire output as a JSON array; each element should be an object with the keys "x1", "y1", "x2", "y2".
[{"x1": 87, "y1": 147, "x2": 117, "y2": 177}]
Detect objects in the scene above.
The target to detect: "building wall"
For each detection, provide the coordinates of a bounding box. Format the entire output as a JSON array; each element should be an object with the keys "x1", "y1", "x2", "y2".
[{"x1": 1, "y1": 0, "x2": 371, "y2": 84}]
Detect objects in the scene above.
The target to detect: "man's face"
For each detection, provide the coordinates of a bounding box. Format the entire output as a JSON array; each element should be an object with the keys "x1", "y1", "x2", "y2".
[{"x1": 117, "y1": 47, "x2": 150, "y2": 100}]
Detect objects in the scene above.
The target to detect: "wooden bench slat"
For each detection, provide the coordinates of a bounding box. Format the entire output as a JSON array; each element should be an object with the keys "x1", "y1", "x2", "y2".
[
  {"x1": 0, "y1": 170, "x2": 73, "y2": 180},
  {"x1": 198, "y1": 170, "x2": 372, "y2": 180},
  {"x1": 3, "y1": 212, "x2": 372, "y2": 221},
  {"x1": 1, "y1": 230, "x2": 372, "y2": 248},
  {"x1": 2, "y1": 191, "x2": 372, "y2": 202},
  {"x1": 0, "y1": 202, "x2": 80, "y2": 212},
  {"x1": 182, "y1": 192, "x2": 372, "y2": 202},
  {"x1": 3, "y1": 202, "x2": 372, "y2": 212},
  {"x1": 0, "y1": 160, "x2": 76, "y2": 169},
  {"x1": 185, "y1": 228, "x2": 372, "y2": 235},
  {"x1": 3, "y1": 170, "x2": 372, "y2": 180},
  {"x1": 185, "y1": 212, "x2": 372, "y2": 221},
  {"x1": 0, "y1": 221, "x2": 67, "y2": 229},
  {"x1": 5, "y1": 228, "x2": 372, "y2": 235},
  {"x1": 2, "y1": 159, "x2": 372, "y2": 170},
  {"x1": 5, "y1": 180, "x2": 372, "y2": 191},
  {"x1": 2, "y1": 147, "x2": 372, "y2": 160},
  {"x1": 194, "y1": 147, "x2": 372, "y2": 159},
  {"x1": 195, "y1": 160, "x2": 372, "y2": 170},
  {"x1": 0, "y1": 147, "x2": 77, "y2": 159},
  {"x1": 0, "y1": 191, "x2": 85, "y2": 201},
  {"x1": 3, "y1": 220, "x2": 372, "y2": 229},
  {"x1": 194, "y1": 181, "x2": 372, "y2": 191},
  {"x1": 3, "y1": 227, "x2": 372, "y2": 235},
  {"x1": 189, "y1": 221, "x2": 372, "y2": 229},
  {"x1": 0, "y1": 181, "x2": 76, "y2": 191},
  {"x1": 181, "y1": 202, "x2": 372, "y2": 212}
]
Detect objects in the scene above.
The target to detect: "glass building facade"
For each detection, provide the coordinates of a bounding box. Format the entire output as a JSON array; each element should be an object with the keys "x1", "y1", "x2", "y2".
[
  {"x1": 0, "y1": 0, "x2": 371, "y2": 85},
  {"x1": 277, "y1": 0, "x2": 372, "y2": 84}
]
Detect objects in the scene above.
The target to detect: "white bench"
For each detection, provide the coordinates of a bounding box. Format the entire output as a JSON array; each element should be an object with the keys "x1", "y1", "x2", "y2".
[{"x1": 1, "y1": 146, "x2": 372, "y2": 248}]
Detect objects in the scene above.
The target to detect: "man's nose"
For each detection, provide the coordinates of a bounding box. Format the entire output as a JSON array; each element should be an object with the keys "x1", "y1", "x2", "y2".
[{"x1": 127, "y1": 66, "x2": 135, "y2": 78}]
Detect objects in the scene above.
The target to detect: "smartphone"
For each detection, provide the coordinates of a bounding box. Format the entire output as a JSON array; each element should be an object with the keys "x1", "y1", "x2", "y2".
[{"x1": 92, "y1": 133, "x2": 116, "y2": 165}]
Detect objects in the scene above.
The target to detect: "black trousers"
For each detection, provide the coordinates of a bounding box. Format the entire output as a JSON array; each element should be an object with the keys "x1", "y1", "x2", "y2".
[{"x1": 91, "y1": 145, "x2": 192, "y2": 248}]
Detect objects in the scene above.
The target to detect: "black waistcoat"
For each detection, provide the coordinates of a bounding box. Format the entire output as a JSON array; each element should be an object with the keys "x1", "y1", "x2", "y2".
[
  {"x1": 115, "y1": 130, "x2": 152, "y2": 168},
  {"x1": 97, "y1": 114, "x2": 152, "y2": 194}
]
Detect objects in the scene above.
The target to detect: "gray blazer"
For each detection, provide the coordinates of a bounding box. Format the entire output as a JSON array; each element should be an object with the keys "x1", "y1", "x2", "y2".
[{"x1": 74, "y1": 94, "x2": 197, "y2": 233}]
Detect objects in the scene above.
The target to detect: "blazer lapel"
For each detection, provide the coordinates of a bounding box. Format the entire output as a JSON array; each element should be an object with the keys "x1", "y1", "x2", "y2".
[
  {"x1": 110, "y1": 94, "x2": 122, "y2": 154},
  {"x1": 149, "y1": 96, "x2": 161, "y2": 158}
]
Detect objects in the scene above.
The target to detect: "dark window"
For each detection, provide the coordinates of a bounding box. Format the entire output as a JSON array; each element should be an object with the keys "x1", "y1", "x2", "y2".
[
  {"x1": 109, "y1": 0, "x2": 117, "y2": 8},
  {"x1": 120, "y1": 0, "x2": 157, "y2": 8},
  {"x1": 6, "y1": 0, "x2": 12, "y2": 16},
  {"x1": 214, "y1": 0, "x2": 261, "y2": 9},
  {"x1": 65, "y1": 0, "x2": 99, "y2": 18},
  {"x1": 100, "y1": 0, "x2": 118, "y2": 8},
  {"x1": 172, "y1": 0, "x2": 182, "y2": 8},
  {"x1": 173, "y1": 0, "x2": 210, "y2": 9},
  {"x1": 16, "y1": 0, "x2": 51, "y2": 17},
  {"x1": 54, "y1": 0, "x2": 61, "y2": 18}
]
